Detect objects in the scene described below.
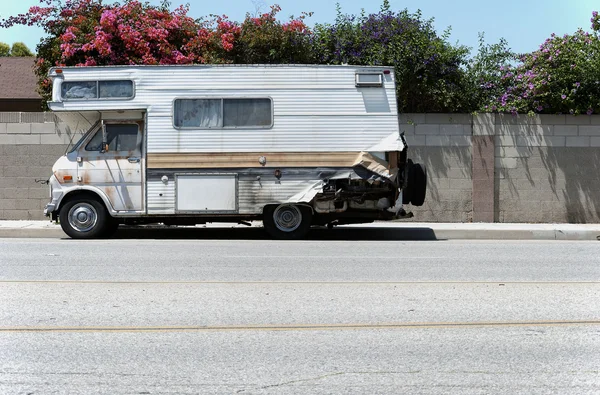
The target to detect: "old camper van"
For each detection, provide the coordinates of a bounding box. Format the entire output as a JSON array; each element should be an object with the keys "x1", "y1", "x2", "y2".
[{"x1": 43, "y1": 64, "x2": 426, "y2": 239}]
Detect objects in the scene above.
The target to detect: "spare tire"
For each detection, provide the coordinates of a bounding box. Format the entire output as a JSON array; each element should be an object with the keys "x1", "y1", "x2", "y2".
[
  {"x1": 402, "y1": 161, "x2": 427, "y2": 207},
  {"x1": 408, "y1": 163, "x2": 427, "y2": 206}
]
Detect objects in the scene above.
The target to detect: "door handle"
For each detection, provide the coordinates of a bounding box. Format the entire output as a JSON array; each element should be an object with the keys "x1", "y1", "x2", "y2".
[{"x1": 128, "y1": 157, "x2": 141, "y2": 163}]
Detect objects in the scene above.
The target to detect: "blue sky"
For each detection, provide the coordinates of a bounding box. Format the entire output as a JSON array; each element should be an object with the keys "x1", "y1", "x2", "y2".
[{"x1": 0, "y1": 0, "x2": 596, "y2": 56}]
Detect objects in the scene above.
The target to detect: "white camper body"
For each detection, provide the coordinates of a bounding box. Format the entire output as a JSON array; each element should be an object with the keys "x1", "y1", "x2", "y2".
[{"x1": 44, "y1": 65, "x2": 426, "y2": 239}]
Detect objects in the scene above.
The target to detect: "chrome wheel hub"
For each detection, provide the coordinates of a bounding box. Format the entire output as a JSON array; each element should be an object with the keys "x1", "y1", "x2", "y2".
[
  {"x1": 273, "y1": 205, "x2": 302, "y2": 232},
  {"x1": 68, "y1": 203, "x2": 98, "y2": 233}
]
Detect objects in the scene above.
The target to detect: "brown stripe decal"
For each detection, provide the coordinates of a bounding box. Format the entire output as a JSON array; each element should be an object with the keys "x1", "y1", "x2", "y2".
[{"x1": 147, "y1": 152, "x2": 361, "y2": 169}]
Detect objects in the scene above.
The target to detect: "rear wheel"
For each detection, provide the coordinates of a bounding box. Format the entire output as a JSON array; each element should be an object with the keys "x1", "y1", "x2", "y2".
[
  {"x1": 263, "y1": 204, "x2": 312, "y2": 240},
  {"x1": 59, "y1": 196, "x2": 117, "y2": 239}
]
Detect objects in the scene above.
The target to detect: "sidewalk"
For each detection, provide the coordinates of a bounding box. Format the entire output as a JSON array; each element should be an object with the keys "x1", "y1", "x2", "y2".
[{"x1": 1, "y1": 220, "x2": 599, "y2": 240}]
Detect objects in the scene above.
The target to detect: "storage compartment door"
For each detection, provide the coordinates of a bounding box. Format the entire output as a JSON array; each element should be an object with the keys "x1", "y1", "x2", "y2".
[{"x1": 176, "y1": 174, "x2": 238, "y2": 213}]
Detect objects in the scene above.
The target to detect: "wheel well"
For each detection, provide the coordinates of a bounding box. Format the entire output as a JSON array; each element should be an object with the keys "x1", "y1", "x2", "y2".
[
  {"x1": 262, "y1": 203, "x2": 314, "y2": 215},
  {"x1": 58, "y1": 191, "x2": 107, "y2": 213}
]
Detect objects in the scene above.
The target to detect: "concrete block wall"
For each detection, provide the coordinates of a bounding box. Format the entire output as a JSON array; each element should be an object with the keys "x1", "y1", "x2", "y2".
[
  {"x1": 0, "y1": 113, "x2": 81, "y2": 220},
  {"x1": 399, "y1": 114, "x2": 473, "y2": 222},
  {"x1": 401, "y1": 112, "x2": 600, "y2": 223},
  {"x1": 493, "y1": 114, "x2": 600, "y2": 223},
  {"x1": 2, "y1": 111, "x2": 600, "y2": 223}
]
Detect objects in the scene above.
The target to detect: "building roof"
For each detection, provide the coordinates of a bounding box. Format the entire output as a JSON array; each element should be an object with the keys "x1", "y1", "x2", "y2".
[{"x1": 0, "y1": 57, "x2": 41, "y2": 99}]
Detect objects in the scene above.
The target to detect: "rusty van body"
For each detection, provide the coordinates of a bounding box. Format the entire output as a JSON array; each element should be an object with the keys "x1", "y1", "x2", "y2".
[{"x1": 43, "y1": 64, "x2": 427, "y2": 239}]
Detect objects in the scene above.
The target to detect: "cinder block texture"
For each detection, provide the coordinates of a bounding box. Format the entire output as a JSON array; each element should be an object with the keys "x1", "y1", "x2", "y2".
[
  {"x1": 406, "y1": 146, "x2": 473, "y2": 223},
  {"x1": 496, "y1": 148, "x2": 600, "y2": 223},
  {"x1": 472, "y1": 135, "x2": 494, "y2": 222},
  {"x1": 1, "y1": 144, "x2": 67, "y2": 220},
  {"x1": 3, "y1": 112, "x2": 600, "y2": 223}
]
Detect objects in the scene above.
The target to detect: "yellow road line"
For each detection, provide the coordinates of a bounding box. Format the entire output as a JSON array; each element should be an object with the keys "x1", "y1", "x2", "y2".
[
  {"x1": 1, "y1": 320, "x2": 599, "y2": 333},
  {"x1": 1, "y1": 280, "x2": 599, "y2": 285}
]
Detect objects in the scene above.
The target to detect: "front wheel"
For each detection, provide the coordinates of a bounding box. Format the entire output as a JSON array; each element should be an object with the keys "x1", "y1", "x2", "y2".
[
  {"x1": 263, "y1": 204, "x2": 312, "y2": 240},
  {"x1": 59, "y1": 196, "x2": 117, "y2": 239}
]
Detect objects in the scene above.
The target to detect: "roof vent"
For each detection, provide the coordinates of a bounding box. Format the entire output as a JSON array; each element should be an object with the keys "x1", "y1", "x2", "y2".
[{"x1": 355, "y1": 73, "x2": 383, "y2": 87}]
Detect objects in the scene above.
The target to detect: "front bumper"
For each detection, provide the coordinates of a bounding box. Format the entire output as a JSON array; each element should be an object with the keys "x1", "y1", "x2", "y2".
[
  {"x1": 43, "y1": 175, "x2": 64, "y2": 218},
  {"x1": 44, "y1": 203, "x2": 56, "y2": 217}
]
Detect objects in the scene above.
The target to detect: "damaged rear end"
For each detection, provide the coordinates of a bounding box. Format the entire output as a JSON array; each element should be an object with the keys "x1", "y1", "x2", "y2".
[
  {"x1": 311, "y1": 133, "x2": 426, "y2": 226},
  {"x1": 264, "y1": 133, "x2": 427, "y2": 239}
]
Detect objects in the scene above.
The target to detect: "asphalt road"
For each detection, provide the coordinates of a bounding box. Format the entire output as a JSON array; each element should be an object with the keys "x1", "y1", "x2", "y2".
[{"x1": 1, "y1": 237, "x2": 599, "y2": 394}]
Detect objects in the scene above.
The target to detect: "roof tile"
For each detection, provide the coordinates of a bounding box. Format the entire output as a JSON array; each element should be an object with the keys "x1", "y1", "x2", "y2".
[{"x1": 0, "y1": 57, "x2": 41, "y2": 99}]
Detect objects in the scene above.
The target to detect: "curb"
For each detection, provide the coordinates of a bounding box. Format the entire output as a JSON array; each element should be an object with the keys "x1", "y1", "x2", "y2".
[
  {"x1": 428, "y1": 229, "x2": 600, "y2": 241},
  {"x1": 0, "y1": 223, "x2": 599, "y2": 240},
  {"x1": 0, "y1": 228, "x2": 66, "y2": 238}
]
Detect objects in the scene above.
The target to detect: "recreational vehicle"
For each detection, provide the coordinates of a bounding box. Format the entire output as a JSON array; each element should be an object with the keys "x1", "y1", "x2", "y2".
[{"x1": 43, "y1": 65, "x2": 427, "y2": 239}]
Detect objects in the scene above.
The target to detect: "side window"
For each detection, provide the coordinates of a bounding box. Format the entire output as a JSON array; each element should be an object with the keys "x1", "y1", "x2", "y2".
[
  {"x1": 99, "y1": 81, "x2": 134, "y2": 99},
  {"x1": 62, "y1": 81, "x2": 97, "y2": 99},
  {"x1": 61, "y1": 80, "x2": 134, "y2": 100},
  {"x1": 85, "y1": 124, "x2": 140, "y2": 152},
  {"x1": 174, "y1": 98, "x2": 272, "y2": 128},
  {"x1": 223, "y1": 98, "x2": 271, "y2": 127},
  {"x1": 85, "y1": 129, "x2": 104, "y2": 151},
  {"x1": 174, "y1": 99, "x2": 221, "y2": 128}
]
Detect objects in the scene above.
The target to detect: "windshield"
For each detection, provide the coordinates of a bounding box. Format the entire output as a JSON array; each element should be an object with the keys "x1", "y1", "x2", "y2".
[{"x1": 67, "y1": 123, "x2": 99, "y2": 153}]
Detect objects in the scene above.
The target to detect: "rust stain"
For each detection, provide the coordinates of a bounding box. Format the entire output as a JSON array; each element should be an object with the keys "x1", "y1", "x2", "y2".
[
  {"x1": 103, "y1": 186, "x2": 116, "y2": 204},
  {"x1": 78, "y1": 169, "x2": 90, "y2": 185}
]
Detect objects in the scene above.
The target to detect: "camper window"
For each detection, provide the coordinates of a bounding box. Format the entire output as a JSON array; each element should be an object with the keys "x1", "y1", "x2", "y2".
[
  {"x1": 62, "y1": 81, "x2": 97, "y2": 99},
  {"x1": 223, "y1": 98, "x2": 271, "y2": 127},
  {"x1": 99, "y1": 81, "x2": 134, "y2": 99},
  {"x1": 61, "y1": 80, "x2": 134, "y2": 100},
  {"x1": 174, "y1": 98, "x2": 272, "y2": 129},
  {"x1": 174, "y1": 99, "x2": 222, "y2": 128}
]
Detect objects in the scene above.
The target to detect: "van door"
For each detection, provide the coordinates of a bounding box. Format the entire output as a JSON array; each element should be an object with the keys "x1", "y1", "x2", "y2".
[{"x1": 78, "y1": 121, "x2": 144, "y2": 212}]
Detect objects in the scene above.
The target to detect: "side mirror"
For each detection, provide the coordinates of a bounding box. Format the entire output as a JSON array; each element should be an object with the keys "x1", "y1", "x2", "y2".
[{"x1": 100, "y1": 121, "x2": 108, "y2": 153}]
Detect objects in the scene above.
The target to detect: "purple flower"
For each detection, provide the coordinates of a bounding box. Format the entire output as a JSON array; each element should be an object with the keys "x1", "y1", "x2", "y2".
[
  {"x1": 575, "y1": 82, "x2": 581, "y2": 88},
  {"x1": 561, "y1": 94, "x2": 567, "y2": 100},
  {"x1": 587, "y1": 108, "x2": 594, "y2": 115},
  {"x1": 536, "y1": 105, "x2": 543, "y2": 111}
]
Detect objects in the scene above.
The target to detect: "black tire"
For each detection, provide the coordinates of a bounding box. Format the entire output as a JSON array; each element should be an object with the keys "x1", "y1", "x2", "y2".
[
  {"x1": 409, "y1": 163, "x2": 427, "y2": 206},
  {"x1": 59, "y1": 196, "x2": 115, "y2": 239},
  {"x1": 402, "y1": 159, "x2": 414, "y2": 205},
  {"x1": 263, "y1": 204, "x2": 312, "y2": 240}
]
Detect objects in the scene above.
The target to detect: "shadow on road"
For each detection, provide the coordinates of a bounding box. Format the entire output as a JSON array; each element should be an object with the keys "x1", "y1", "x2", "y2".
[{"x1": 111, "y1": 226, "x2": 440, "y2": 241}]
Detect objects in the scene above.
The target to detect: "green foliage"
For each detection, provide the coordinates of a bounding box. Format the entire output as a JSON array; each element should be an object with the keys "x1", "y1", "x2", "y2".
[
  {"x1": 0, "y1": 42, "x2": 9, "y2": 56},
  {"x1": 312, "y1": 6, "x2": 473, "y2": 113},
  {"x1": 10, "y1": 42, "x2": 34, "y2": 56},
  {"x1": 489, "y1": 26, "x2": 600, "y2": 115},
  {"x1": 5, "y1": 0, "x2": 598, "y2": 114},
  {"x1": 233, "y1": 5, "x2": 314, "y2": 64},
  {"x1": 0, "y1": 41, "x2": 34, "y2": 56},
  {"x1": 464, "y1": 34, "x2": 517, "y2": 112}
]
